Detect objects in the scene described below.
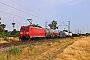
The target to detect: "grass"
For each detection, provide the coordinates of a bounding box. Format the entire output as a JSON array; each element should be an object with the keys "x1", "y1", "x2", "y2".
[
  {"x1": 6, "y1": 47, "x2": 22, "y2": 55},
  {"x1": 0, "y1": 36, "x2": 89, "y2": 60},
  {"x1": 30, "y1": 40, "x2": 74, "y2": 60},
  {"x1": 55, "y1": 36, "x2": 90, "y2": 60},
  {"x1": 0, "y1": 38, "x2": 65, "y2": 60},
  {"x1": 0, "y1": 46, "x2": 24, "y2": 60}
]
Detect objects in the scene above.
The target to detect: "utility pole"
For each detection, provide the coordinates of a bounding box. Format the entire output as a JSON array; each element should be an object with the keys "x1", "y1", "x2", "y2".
[
  {"x1": 27, "y1": 19, "x2": 32, "y2": 25},
  {"x1": 68, "y1": 21, "x2": 70, "y2": 33},
  {"x1": 77, "y1": 28, "x2": 79, "y2": 34},
  {"x1": 80, "y1": 30, "x2": 81, "y2": 34},
  {"x1": 61, "y1": 21, "x2": 70, "y2": 32},
  {"x1": 45, "y1": 21, "x2": 48, "y2": 28},
  {"x1": 61, "y1": 21, "x2": 70, "y2": 36}
]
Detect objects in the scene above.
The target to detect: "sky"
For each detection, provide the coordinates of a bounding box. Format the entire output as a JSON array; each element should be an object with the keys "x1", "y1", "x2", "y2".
[{"x1": 0, "y1": 0, "x2": 90, "y2": 33}]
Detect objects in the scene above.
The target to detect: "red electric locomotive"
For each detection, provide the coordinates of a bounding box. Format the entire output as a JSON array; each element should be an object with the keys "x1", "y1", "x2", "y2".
[{"x1": 19, "y1": 26, "x2": 45, "y2": 40}]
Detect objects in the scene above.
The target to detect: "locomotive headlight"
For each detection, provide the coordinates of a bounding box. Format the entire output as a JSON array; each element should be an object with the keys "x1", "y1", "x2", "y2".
[
  {"x1": 26, "y1": 32, "x2": 29, "y2": 34},
  {"x1": 20, "y1": 32, "x2": 23, "y2": 34}
]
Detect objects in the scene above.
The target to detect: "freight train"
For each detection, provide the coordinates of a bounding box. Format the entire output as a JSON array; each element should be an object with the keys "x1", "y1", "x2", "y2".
[
  {"x1": 19, "y1": 25, "x2": 79, "y2": 41},
  {"x1": 19, "y1": 26, "x2": 60, "y2": 40}
]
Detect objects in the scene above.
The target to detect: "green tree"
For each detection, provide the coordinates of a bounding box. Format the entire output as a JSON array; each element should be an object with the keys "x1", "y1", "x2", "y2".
[
  {"x1": 11, "y1": 29, "x2": 17, "y2": 35},
  {"x1": 0, "y1": 27, "x2": 4, "y2": 32},
  {"x1": 85, "y1": 33, "x2": 90, "y2": 36},
  {"x1": 0, "y1": 23, "x2": 6, "y2": 37},
  {"x1": 4, "y1": 30, "x2": 9, "y2": 36},
  {"x1": 0, "y1": 24, "x2": 6, "y2": 30},
  {"x1": 30, "y1": 24, "x2": 42, "y2": 28},
  {"x1": 15, "y1": 31, "x2": 20, "y2": 37},
  {"x1": 0, "y1": 24, "x2": 6, "y2": 29},
  {"x1": 48, "y1": 20, "x2": 58, "y2": 30},
  {"x1": 11, "y1": 29, "x2": 20, "y2": 37}
]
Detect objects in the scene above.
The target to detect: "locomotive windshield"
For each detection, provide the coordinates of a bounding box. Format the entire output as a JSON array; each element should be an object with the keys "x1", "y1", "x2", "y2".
[{"x1": 21, "y1": 28, "x2": 29, "y2": 31}]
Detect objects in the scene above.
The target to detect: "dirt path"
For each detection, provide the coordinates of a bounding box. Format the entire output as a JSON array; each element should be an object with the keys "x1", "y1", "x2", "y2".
[
  {"x1": 48, "y1": 42, "x2": 74, "y2": 60},
  {"x1": 24, "y1": 39, "x2": 75, "y2": 60}
]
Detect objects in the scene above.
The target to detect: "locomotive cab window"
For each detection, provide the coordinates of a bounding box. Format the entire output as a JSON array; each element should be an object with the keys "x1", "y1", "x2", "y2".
[{"x1": 21, "y1": 28, "x2": 29, "y2": 31}]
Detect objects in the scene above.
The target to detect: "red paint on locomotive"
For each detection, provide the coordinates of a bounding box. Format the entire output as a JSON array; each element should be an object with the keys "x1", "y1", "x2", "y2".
[{"x1": 19, "y1": 26, "x2": 45, "y2": 40}]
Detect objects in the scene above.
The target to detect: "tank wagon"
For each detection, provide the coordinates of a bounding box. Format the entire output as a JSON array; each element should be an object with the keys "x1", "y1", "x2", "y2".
[
  {"x1": 53, "y1": 30, "x2": 59, "y2": 38},
  {"x1": 44, "y1": 28, "x2": 54, "y2": 39}
]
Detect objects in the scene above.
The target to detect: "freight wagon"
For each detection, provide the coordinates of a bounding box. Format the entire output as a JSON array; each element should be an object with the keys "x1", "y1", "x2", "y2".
[
  {"x1": 59, "y1": 31, "x2": 66, "y2": 38},
  {"x1": 64, "y1": 32, "x2": 72, "y2": 37}
]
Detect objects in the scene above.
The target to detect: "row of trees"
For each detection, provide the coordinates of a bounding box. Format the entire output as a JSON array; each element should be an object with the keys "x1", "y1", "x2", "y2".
[
  {"x1": 4, "y1": 29, "x2": 20, "y2": 37},
  {"x1": 0, "y1": 20, "x2": 19, "y2": 39},
  {"x1": 30, "y1": 20, "x2": 58, "y2": 30}
]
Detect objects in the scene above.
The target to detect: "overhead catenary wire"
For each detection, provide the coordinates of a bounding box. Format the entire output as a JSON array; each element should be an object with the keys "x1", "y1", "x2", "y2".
[
  {"x1": 10, "y1": 0, "x2": 37, "y2": 14},
  {"x1": 0, "y1": 1, "x2": 45, "y2": 20},
  {"x1": 0, "y1": 10, "x2": 26, "y2": 19},
  {"x1": 10, "y1": 0, "x2": 46, "y2": 20}
]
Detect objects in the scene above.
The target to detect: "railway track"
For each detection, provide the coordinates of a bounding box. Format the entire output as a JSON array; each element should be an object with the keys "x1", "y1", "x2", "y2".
[{"x1": 0, "y1": 38, "x2": 59, "y2": 53}]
